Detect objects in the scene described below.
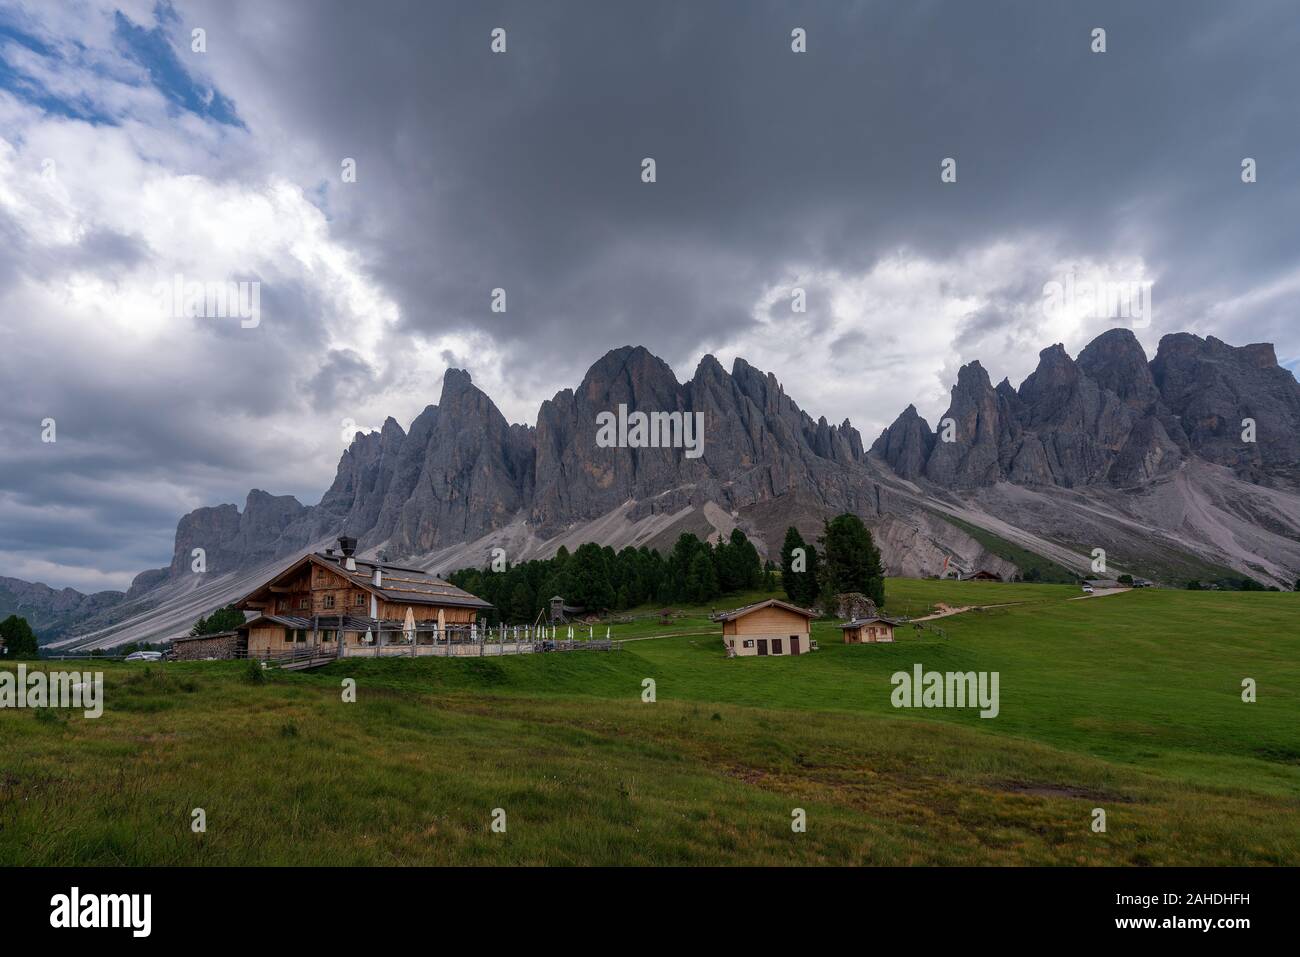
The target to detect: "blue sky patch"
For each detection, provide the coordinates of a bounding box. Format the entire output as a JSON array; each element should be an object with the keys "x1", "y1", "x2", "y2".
[
  {"x1": 0, "y1": 4, "x2": 243, "y2": 129},
  {"x1": 112, "y1": 5, "x2": 244, "y2": 128}
]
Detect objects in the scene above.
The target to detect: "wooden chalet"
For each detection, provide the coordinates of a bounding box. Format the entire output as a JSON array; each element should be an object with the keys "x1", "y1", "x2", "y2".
[
  {"x1": 713, "y1": 598, "x2": 816, "y2": 657},
  {"x1": 839, "y1": 616, "x2": 899, "y2": 644},
  {"x1": 962, "y1": 569, "x2": 1004, "y2": 582},
  {"x1": 233, "y1": 536, "x2": 492, "y2": 657}
]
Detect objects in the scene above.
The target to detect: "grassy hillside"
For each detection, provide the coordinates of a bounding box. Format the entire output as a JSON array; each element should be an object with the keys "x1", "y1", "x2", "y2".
[{"x1": 2, "y1": 582, "x2": 1296, "y2": 865}]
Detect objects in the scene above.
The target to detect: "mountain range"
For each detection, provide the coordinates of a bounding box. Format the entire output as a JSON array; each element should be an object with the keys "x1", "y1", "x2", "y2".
[{"x1": 15, "y1": 328, "x2": 1300, "y2": 649}]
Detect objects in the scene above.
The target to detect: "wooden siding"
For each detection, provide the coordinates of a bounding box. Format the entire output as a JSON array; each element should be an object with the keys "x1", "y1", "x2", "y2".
[
  {"x1": 721, "y1": 605, "x2": 809, "y2": 657},
  {"x1": 728, "y1": 605, "x2": 810, "y2": 636},
  {"x1": 844, "y1": 622, "x2": 895, "y2": 644}
]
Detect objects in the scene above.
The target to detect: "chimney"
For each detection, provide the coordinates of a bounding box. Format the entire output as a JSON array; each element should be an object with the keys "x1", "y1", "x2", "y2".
[
  {"x1": 338, "y1": 536, "x2": 357, "y2": 572},
  {"x1": 373, "y1": 566, "x2": 383, "y2": 587}
]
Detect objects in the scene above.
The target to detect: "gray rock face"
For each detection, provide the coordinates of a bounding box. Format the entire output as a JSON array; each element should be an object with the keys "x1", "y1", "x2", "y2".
[
  {"x1": 21, "y1": 330, "x2": 1300, "y2": 645},
  {"x1": 169, "y1": 490, "x2": 310, "y2": 576},
  {"x1": 0, "y1": 576, "x2": 125, "y2": 640},
  {"x1": 874, "y1": 327, "x2": 1300, "y2": 491},
  {"x1": 148, "y1": 346, "x2": 872, "y2": 581},
  {"x1": 1077, "y1": 328, "x2": 1161, "y2": 411},
  {"x1": 1151, "y1": 333, "x2": 1300, "y2": 476},
  {"x1": 870, "y1": 404, "x2": 934, "y2": 479},
  {"x1": 104, "y1": 329, "x2": 1300, "y2": 603},
  {"x1": 923, "y1": 361, "x2": 1004, "y2": 487}
]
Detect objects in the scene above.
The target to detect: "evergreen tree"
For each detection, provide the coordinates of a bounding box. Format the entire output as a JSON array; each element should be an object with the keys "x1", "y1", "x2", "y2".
[
  {"x1": 780, "y1": 526, "x2": 819, "y2": 606},
  {"x1": 191, "y1": 604, "x2": 246, "y2": 636},
  {"x1": 780, "y1": 526, "x2": 804, "y2": 604},
  {"x1": 570, "y1": 542, "x2": 615, "y2": 610},
  {"x1": 0, "y1": 614, "x2": 38, "y2": 658},
  {"x1": 686, "y1": 551, "x2": 719, "y2": 603},
  {"x1": 669, "y1": 533, "x2": 709, "y2": 602},
  {"x1": 722, "y1": 528, "x2": 762, "y2": 591},
  {"x1": 818, "y1": 513, "x2": 885, "y2": 607},
  {"x1": 508, "y1": 581, "x2": 535, "y2": 623}
]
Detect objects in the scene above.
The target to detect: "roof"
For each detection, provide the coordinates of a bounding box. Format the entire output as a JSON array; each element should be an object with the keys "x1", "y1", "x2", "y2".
[
  {"x1": 244, "y1": 614, "x2": 314, "y2": 630},
  {"x1": 839, "y1": 616, "x2": 900, "y2": 628},
  {"x1": 713, "y1": 598, "x2": 816, "y2": 622},
  {"x1": 243, "y1": 613, "x2": 379, "y2": 631},
  {"x1": 236, "y1": 552, "x2": 493, "y2": 611}
]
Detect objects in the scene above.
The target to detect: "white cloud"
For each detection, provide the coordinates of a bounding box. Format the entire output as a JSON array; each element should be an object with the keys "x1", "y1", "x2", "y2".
[{"x1": 701, "y1": 242, "x2": 1159, "y2": 436}]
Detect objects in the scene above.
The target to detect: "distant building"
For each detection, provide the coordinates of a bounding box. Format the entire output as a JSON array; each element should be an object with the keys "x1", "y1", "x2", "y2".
[
  {"x1": 231, "y1": 536, "x2": 492, "y2": 658},
  {"x1": 962, "y1": 570, "x2": 1003, "y2": 582},
  {"x1": 548, "y1": 595, "x2": 585, "y2": 624},
  {"x1": 713, "y1": 598, "x2": 816, "y2": 657},
  {"x1": 839, "y1": 616, "x2": 899, "y2": 644}
]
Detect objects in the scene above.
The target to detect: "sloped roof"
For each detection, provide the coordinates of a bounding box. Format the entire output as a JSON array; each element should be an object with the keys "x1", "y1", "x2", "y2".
[
  {"x1": 243, "y1": 614, "x2": 314, "y2": 630},
  {"x1": 322, "y1": 555, "x2": 493, "y2": 610},
  {"x1": 839, "y1": 616, "x2": 900, "y2": 628},
  {"x1": 713, "y1": 598, "x2": 816, "y2": 622},
  {"x1": 237, "y1": 553, "x2": 492, "y2": 611}
]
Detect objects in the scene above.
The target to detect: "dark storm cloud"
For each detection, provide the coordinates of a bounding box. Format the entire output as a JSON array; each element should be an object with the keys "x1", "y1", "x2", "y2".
[
  {"x1": 193, "y1": 0, "x2": 1300, "y2": 367},
  {"x1": 308, "y1": 349, "x2": 377, "y2": 406}
]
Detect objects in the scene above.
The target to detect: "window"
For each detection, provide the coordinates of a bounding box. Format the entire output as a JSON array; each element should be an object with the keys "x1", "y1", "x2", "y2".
[
  {"x1": 323, "y1": 595, "x2": 335, "y2": 609},
  {"x1": 277, "y1": 599, "x2": 287, "y2": 612},
  {"x1": 321, "y1": 630, "x2": 336, "y2": 642},
  {"x1": 298, "y1": 597, "x2": 309, "y2": 610},
  {"x1": 289, "y1": 629, "x2": 307, "y2": 643},
  {"x1": 742, "y1": 639, "x2": 755, "y2": 649},
  {"x1": 354, "y1": 593, "x2": 365, "y2": 606}
]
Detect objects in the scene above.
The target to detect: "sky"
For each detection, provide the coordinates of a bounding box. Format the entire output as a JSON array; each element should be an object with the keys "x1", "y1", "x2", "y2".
[{"x1": 1, "y1": 0, "x2": 1298, "y2": 593}]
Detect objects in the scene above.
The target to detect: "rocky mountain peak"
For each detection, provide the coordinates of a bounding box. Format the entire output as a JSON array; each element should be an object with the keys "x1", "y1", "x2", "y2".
[{"x1": 1152, "y1": 331, "x2": 1300, "y2": 473}]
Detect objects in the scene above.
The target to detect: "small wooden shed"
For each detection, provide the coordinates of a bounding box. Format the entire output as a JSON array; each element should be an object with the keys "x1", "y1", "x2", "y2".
[{"x1": 839, "y1": 616, "x2": 899, "y2": 644}]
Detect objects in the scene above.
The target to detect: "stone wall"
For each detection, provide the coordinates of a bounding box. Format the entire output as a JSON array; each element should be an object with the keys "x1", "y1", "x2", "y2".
[{"x1": 170, "y1": 631, "x2": 243, "y2": 660}]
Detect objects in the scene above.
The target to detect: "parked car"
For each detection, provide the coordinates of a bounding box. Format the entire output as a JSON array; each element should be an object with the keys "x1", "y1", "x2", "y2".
[
  {"x1": 123, "y1": 650, "x2": 163, "y2": 661},
  {"x1": 1080, "y1": 584, "x2": 1094, "y2": 594}
]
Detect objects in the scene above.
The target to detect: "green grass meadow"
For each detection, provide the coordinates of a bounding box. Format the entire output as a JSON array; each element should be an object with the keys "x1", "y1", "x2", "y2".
[{"x1": 2, "y1": 581, "x2": 1297, "y2": 865}]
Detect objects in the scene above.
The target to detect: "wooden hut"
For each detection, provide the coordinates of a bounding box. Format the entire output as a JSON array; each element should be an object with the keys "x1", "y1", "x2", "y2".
[{"x1": 839, "y1": 616, "x2": 899, "y2": 644}]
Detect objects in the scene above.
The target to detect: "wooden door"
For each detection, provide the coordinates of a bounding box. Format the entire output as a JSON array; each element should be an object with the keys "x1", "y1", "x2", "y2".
[
  {"x1": 757, "y1": 639, "x2": 768, "y2": 656},
  {"x1": 772, "y1": 638, "x2": 783, "y2": 655},
  {"x1": 789, "y1": 634, "x2": 800, "y2": 655}
]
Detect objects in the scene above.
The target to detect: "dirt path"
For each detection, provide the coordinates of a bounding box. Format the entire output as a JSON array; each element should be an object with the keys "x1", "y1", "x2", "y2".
[
  {"x1": 910, "y1": 601, "x2": 1024, "y2": 622},
  {"x1": 1068, "y1": 587, "x2": 1131, "y2": 600},
  {"x1": 616, "y1": 630, "x2": 716, "y2": 643}
]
